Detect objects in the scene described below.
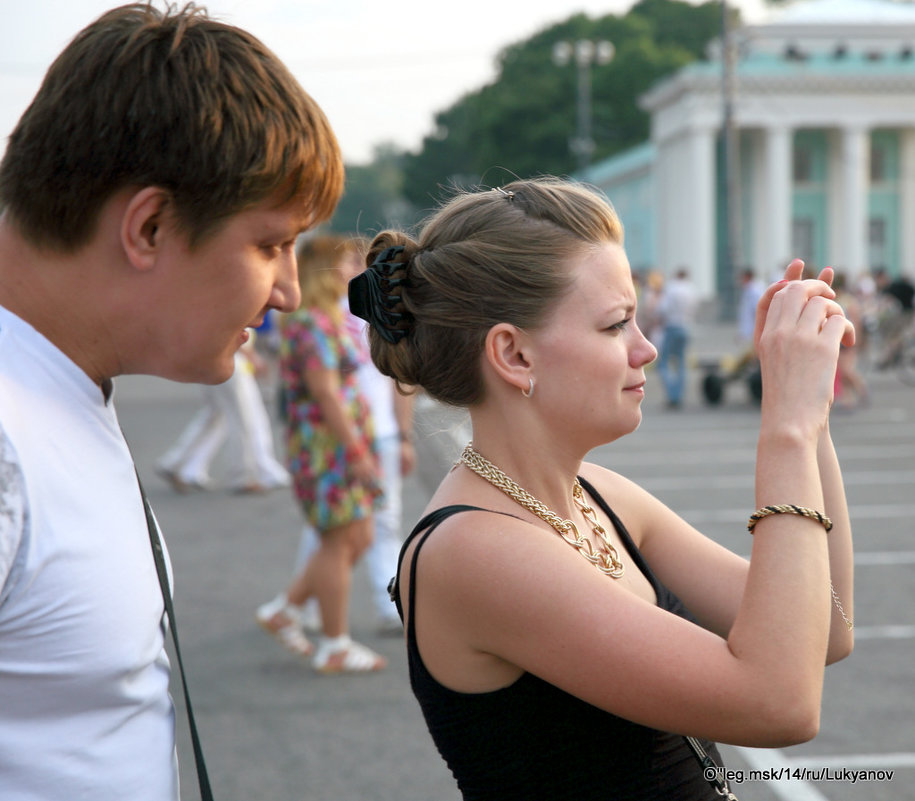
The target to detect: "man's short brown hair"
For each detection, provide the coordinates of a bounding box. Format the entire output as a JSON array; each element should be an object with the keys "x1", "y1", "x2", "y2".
[{"x1": 0, "y1": 2, "x2": 343, "y2": 250}]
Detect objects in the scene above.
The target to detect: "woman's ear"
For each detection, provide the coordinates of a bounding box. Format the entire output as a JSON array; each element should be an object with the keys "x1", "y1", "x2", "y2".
[
  {"x1": 483, "y1": 323, "x2": 533, "y2": 395},
  {"x1": 120, "y1": 187, "x2": 170, "y2": 272}
]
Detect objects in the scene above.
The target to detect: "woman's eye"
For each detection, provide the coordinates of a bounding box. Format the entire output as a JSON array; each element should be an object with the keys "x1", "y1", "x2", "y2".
[{"x1": 607, "y1": 318, "x2": 631, "y2": 333}]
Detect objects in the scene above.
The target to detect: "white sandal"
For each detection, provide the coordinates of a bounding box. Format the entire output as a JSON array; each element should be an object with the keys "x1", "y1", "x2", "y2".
[
  {"x1": 312, "y1": 635, "x2": 387, "y2": 674},
  {"x1": 256, "y1": 594, "x2": 313, "y2": 658}
]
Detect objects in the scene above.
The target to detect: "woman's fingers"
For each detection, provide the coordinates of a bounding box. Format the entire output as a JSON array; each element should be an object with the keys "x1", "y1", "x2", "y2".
[
  {"x1": 810, "y1": 267, "x2": 854, "y2": 345},
  {"x1": 796, "y1": 284, "x2": 855, "y2": 347},
  {"x1": 753, "y1": 259, "x2": 804, "y2": 347},
  {"x1": 754, "y1": 263, "x2": 837, "y2": 350},
  {"x1": 752, "y1": 267, "x2": 855, "y2": 425},
  {"x1": 749, "y1": 259, "x2": 853, "y2": 359},
  {"x1": 783, "y1": 259, "x2": 806, "y2": 282},
  {"x1": 770, "y1": 285, "x2": 847, "y2": 337}
]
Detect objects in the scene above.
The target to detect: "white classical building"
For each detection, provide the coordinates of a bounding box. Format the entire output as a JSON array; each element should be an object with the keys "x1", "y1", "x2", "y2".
[{"x1": 584, "y1": 0, "x2": 915, "y2": 299}]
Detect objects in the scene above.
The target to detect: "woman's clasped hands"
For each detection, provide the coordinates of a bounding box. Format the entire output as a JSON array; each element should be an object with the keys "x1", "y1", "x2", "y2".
[{"x1": 753, "y1": 259, "x2": 856, "y2": 430}]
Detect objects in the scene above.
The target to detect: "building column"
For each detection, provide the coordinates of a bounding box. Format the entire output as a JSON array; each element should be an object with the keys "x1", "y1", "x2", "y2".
[
  {"x1": 765, "y1": 125, "x2": 793, "y2": 278},
  {"x1": 654, "y1": 127, "x2": 717, "y2": 297},
  {"x1": 841, "y1": 126, "x2": 870, "y2": 276},
  {"x1": 900, "y1": 128, "x2": 915, "y2": 277}
]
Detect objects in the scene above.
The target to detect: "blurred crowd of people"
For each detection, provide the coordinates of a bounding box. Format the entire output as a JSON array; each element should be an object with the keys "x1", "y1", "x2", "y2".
[{"x1": 632, "y1": 263, "x2": 914, "y2": 411}]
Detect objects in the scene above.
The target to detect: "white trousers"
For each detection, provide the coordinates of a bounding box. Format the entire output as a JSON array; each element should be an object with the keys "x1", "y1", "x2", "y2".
[{"x1": 158, "y1": 354, "x2": 289, "y2": 489}]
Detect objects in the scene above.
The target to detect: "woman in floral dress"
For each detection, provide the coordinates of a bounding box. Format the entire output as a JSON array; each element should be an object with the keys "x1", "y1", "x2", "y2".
[{"x1": 257, "y1": 234, "x2": 386, "y2": 673}]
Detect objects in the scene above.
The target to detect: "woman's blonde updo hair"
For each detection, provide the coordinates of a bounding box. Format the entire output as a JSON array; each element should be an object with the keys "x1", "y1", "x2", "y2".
[{"x1": 363, "y1": 177, "x2": 623, "y2": 407}]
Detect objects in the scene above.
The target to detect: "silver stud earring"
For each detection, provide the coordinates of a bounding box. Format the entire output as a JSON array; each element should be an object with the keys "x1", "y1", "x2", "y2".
[{"x1": 521, "y1": 377, "x2": 535, "y2": 398}]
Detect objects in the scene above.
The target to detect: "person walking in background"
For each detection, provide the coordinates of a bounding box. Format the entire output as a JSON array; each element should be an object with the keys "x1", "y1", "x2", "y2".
[
  {"x1": 255, "y1": 308, "x2": 282, "y2": 355},
  {"x1": 352, "y1": 178, "x2": 854, "y2": 800},
  {"x1": 0, "y1": 4, "x2": 342, "y2": 798},
  {"x1": 853, "y1": 271, "x2": 878, "y2": 366},
  {"x1": 734, "y1": 267, "x2": 765, "y2": 372},
  {"x1": 257, "y1": 235, "x2": 387, "y2": 674},
  {"x1": 872, "y1": 267, "x2": 914, "y2": 368},
  {"x1": 737, "y1": 268, "x2": 765, "y2": 350},
  {"x1": 833, "y1": 271, "x2": 870, "y2": 410},
  {"x1": 657, "y1": 266, "x2": 698, "y2": 408},
  {"x1": 636, "y1": 269, "x2": 665, "y2": 350},
  {"x1": 295, "y1": 238, "x2": 416, "y2": 634},
  {"x1": 155, "y1": 334, "x2": 291, "y2": 493}
]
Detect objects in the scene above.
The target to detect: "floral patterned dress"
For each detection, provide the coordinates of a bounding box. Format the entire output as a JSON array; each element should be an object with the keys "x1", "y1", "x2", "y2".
[{"x1": 279, "y1": 308, "x2": 376, "y2": 530}]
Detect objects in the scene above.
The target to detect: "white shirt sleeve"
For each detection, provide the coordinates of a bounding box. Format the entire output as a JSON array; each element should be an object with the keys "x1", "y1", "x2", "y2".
[{"x1": 0, "y1": 426, "x2": 26, "y2": 593}]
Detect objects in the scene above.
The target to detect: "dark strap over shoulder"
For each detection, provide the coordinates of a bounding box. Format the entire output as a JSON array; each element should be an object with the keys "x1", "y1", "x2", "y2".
[
  {"x1": 389, "y1": 505, "x2": 486, "y2": 624},
  {"x1": 138, "y1": 474, "x2": 214, "y2": 801}
]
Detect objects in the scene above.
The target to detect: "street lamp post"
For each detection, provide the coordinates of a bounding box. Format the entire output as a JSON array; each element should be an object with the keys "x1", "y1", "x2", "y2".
[
  {"x1": 553, "y1": 39, "x2": 615, "y2": 172},
  {"x1": 720, "y1": 0, "x2": 742, "y2": 317}
]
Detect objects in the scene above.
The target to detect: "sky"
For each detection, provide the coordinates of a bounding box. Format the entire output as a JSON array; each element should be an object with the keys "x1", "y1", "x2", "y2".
[{"x1": 0, "y1": 0, "x2": 768, "y2": 165}]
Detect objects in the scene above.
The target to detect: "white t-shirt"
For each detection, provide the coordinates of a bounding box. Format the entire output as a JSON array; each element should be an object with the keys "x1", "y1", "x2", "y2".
[
  {"x1": 0, "y1": 305, "x2": 178, "y2": 801},
  {"x1": 342, "y1": 302, "x2": 398, "y2": 439},
  {"x1": 738, "y1": 279, "x2": 765, "y2": 343},
  {"x1": 659, "y1": 277, "x2": 698, "y2": 329},
  {"x1": 356, "y1": 357, "x2": 398, "y2": 439}
]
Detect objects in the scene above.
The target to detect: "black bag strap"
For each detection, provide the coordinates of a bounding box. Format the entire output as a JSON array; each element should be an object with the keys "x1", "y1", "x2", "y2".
[
  {"x1": 138, "y1": 475, "x2": 214, "y2": 801},
  {"x1": 685, "y1": 735, "x2": 739, "y2": 800}
]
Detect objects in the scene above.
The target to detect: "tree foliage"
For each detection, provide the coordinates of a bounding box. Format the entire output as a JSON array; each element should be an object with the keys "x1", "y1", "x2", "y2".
[
  {"x1": 401, "y1": 0, "x2": 728, "y2": 207},
  {"x1": 328, "y1": 144, "x2": 417, "y2": 237}
]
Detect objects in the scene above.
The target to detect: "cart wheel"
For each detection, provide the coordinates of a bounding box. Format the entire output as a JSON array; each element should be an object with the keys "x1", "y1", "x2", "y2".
[
  {"x1": 702, "y1": 372, "x2": 724, "y2": 405},
  {"x1": 747, "y1": 368, "x2": 763, "y2": 403}
]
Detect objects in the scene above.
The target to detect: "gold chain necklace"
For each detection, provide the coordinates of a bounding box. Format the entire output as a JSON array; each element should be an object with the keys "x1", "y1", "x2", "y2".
[{"x1": 459, "y1": 443, "x2": 625, "y2": 579}]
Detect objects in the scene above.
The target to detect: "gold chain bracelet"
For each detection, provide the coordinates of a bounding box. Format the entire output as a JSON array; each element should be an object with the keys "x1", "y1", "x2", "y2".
[
  {"x1": 747, "y1": 504, "x2": 852, "y2": 630},
  {"x1": 831, "y1": 582, "x2": 854, "y2": 632}
]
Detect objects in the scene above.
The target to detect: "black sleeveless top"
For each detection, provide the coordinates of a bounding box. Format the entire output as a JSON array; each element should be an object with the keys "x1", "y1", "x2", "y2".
[{"x1": 392, "y1": 477, "x2": 725, "y2": 801}]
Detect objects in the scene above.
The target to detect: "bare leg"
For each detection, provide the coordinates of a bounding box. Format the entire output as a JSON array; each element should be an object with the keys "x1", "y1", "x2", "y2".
[
  {"x1": 258, "y1": 515, "x2": 384, "y2": 671},
  {"x1": 837, "y1": 349, "x2": 869, "y2": 407},
  {"x1": 286, "y1": 516, "x2": 373, "y2": 637}
]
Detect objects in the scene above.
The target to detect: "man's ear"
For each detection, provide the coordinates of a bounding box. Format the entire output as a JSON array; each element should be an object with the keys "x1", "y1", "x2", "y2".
[
  {"x1": 120, "y1": 187, "x2": 170, "y2": 272},
  {"x1": 483, "y1": 323, "x2": 533, "y2": 394}
]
